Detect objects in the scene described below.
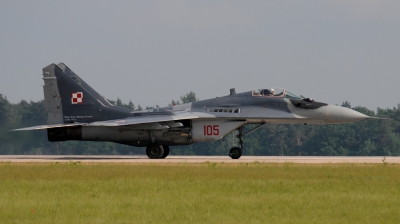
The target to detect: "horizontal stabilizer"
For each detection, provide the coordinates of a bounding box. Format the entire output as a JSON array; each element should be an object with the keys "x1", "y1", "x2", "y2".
[
  {"x1": 10, "y1": 123, "x2": 87, "y2": 131},
  {"x1": 11, "y1": 113, "x2": 201, "y2": 131}
]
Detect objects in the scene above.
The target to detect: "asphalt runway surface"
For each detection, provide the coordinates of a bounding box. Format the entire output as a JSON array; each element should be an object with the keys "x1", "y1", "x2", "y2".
[{"x1": 0, "y1": 155, "x2": 399, "y2": 163}]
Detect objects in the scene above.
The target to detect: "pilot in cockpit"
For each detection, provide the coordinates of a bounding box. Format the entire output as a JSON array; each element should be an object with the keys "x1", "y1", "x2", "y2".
[
  {"x1": 260, "y1": 88, "x2": 277, "y2": 96},
  {"x1": 270, "y1": 88, "x2": 275, "y2": 96},
  {"x1": 261, "y1": 89, "x2": 274, "y2": 96}
]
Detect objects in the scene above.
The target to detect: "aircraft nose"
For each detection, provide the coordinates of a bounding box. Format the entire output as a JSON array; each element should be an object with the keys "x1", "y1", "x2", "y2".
[{"x1": 325, "y1": 105, "x2": 369, "y2": 124}]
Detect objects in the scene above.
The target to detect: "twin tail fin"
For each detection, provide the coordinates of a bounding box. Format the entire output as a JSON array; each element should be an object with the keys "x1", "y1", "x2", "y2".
[{"x1": 42, "y1": 63, "x2": 131, "y2": 125}]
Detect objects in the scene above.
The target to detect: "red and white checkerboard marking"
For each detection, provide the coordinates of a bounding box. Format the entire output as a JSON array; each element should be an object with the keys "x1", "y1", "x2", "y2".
[{"x1": 71, "y1": 92, "x2": 84, "y2": 104}]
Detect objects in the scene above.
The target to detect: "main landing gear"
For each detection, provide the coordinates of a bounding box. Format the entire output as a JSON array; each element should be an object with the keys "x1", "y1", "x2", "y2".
[
  {"x1": 229, "y1": 126, "x2": 244, "y2": 159},
  {"x1": 146, "y1": 144, "x2": 170, "y2": 159}
]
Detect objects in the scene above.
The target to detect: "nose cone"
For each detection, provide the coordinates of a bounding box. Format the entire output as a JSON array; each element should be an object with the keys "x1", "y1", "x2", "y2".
[{"x1": 326, "y1": 105, "x2": 369, "y2": 124}]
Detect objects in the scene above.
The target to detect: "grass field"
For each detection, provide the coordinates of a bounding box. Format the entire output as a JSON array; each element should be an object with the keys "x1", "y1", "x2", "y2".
[{"x1": 0, "y1": 162, "x2": 399, "y2": 224}]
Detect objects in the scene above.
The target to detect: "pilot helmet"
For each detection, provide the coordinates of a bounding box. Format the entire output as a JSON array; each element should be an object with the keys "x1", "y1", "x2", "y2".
[{"x1": 270, "y1": 88, "x2": 275, "y2": 92}]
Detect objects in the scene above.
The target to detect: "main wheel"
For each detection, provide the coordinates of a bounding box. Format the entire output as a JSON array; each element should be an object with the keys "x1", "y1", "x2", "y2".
[
  {"x1": 161, "y1": 145, "x2": 170, "y2": 158},
  {"x1": 146, "y1": 144, "x2": 164, "y2": 159},
  {"x1": 229, "y1": 147, "x2": 242, "y2": 159}
]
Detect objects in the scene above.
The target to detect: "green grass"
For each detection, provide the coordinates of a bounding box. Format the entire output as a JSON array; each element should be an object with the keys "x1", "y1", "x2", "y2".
[{"x1": 0, "y1": 162, "x2": 400, "y2": 223}]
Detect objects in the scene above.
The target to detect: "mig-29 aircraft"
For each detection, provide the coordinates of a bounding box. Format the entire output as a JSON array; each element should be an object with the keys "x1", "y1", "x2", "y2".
[{"x1": 13, "y1": 63, "x2": 370, "y2": 159}]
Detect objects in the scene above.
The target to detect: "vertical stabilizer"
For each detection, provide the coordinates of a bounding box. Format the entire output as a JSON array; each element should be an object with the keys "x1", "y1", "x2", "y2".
[
  {"x1": 41, "y1": 63, "x2": 132, "y2": 125},
  {"x1": 43, "y1": 64, "x2": 64, "y2": 124},
  {"x1": 56, "y1": 63, "x2": 114, "y2": 107}
]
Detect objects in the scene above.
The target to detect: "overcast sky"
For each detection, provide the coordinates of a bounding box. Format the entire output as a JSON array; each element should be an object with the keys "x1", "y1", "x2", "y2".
[{"x1": 1, "y1": 1, "x2": 399, "y2": 111}]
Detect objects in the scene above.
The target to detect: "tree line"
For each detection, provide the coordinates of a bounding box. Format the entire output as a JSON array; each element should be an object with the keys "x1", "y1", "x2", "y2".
[{"x1": 0, "y1": 93, "x2": 399, "y2": 156}]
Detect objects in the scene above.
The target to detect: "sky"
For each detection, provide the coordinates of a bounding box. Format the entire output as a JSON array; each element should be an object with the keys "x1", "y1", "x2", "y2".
[{"x1": 1, "y1": 1, "x2": 399, "y2": 111}]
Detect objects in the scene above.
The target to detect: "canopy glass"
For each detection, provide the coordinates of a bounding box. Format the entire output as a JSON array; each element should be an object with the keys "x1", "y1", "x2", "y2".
[{"x1": 253, "y1": 88, "x2": 304, "y2": 100}]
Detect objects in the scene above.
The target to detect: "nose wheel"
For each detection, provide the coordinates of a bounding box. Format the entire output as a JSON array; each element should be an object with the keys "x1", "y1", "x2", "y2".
[{"x1": 229, "y1": 147, "x2": 242, "y2": 159}]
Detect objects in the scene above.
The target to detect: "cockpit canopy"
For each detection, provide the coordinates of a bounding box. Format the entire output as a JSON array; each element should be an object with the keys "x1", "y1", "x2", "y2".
[
  {"x1": 253, "y1": 88, "x2": 303, "y2": 100},
  {"x1": 285, "y1": 90, "x2": 304, "y2": 100},
  {"x1": 252, "y1": 88, "x2": 327, "y2": 109}
]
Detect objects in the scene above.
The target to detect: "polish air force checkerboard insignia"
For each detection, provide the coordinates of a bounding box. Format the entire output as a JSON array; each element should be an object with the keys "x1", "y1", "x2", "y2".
[{"x1": 71, "y1": 92, "x2": 83, "y2": 104}]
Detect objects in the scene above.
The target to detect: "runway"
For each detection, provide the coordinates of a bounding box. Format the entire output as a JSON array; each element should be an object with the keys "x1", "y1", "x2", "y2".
[{"x1": 0, "y1": 155, "x2": 399, "y2": 163}]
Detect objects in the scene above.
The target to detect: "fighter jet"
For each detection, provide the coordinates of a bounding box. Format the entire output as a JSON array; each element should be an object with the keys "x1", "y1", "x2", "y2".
[{"x1": 13, "y1": 63, "x2": 369, "y2": 159}]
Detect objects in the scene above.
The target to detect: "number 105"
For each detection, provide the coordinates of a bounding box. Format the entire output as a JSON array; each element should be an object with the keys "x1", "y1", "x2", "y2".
[{"x1": 203, "y1": 125, "x2": 219, "y2": 136}]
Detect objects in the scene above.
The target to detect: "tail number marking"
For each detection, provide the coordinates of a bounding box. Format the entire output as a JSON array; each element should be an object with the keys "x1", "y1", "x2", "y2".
[
  {"x1": 71, "y1": 92, "x2": 84, "y2": 104},
  {"x1": 203, "y1": 125, "x2": 219, "y2": 136}
]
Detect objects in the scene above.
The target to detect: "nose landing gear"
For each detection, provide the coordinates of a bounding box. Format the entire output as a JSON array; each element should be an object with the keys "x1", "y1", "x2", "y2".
[
  {"x1": 229, "y1": 126, "x2": 244, "y2": 159},
  {"x1": 228, "y1": 123, "x2": 266, "y2": 159}
]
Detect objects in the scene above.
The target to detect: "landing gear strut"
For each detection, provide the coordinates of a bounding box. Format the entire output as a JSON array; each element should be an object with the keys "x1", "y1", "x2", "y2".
[{"x1": 229, "y1": 126, "x2": 243, "y2": 159}]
